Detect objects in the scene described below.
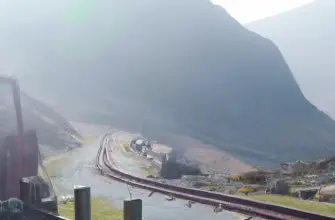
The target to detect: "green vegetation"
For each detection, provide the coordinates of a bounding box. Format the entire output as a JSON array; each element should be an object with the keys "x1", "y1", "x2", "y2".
[
  {"x1": 59, "y1": 197, "x2": 122, "y2": 220},
  {"x1": 249, "y1": 195, "x2": 335, "y2": 216},
  {"x1": 200, "y1": 184, "x2": 236, "y2": 192},
  {"x1": 200, "y1": 184, "x2": 219, "y2": 191},
  {"x1": 200, "y1": 186, "x2": 217, "y2": 191},
  {"x1": 140, "y1": 166, "x2": 155, "y2": 175}
]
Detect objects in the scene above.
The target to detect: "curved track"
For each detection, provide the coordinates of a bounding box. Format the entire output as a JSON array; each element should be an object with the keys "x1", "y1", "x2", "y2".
[{"x1": 97, "y1": 133, "x2": 335, "y2": 220}]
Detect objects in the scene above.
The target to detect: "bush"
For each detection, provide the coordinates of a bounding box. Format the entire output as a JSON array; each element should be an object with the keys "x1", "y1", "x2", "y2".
[
  {"x1": 238, "y1": 186, "x2": 256, "y2": 195},
  {"x1": 230, "y1": 171, "x2": 266, "y2": 184}
]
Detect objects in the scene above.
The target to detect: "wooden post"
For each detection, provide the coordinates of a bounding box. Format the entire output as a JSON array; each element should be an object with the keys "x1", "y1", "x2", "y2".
[
  {"x1": 11, "y1": 79, "x2": 24, "y2": 142},
  {"x1": 19, "y1": 178, "x2": 30, "y2": 202},
  {"x1": 19, "y1": 177, "x2": 42, "y2": 207},
  {"x1": 74, "y1": 186, "x2": 91, "y2": 220},
  {"x1": 124, "y1": 199, "x2": 142, "y2": 220}
]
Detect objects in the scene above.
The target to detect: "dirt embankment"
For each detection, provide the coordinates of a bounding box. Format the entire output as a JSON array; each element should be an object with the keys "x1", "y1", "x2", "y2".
[
  {"x1": 171, "y1": 135, "x2": 255, "y2": 174},
  {"x1": 142, "y1": 130, "x2": 255, "y2": 174}
]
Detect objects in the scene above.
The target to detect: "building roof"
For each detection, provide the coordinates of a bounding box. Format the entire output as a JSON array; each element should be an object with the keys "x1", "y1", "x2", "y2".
[{"x1": 135, "y1": 139, "x2": 144, "y2": 145}]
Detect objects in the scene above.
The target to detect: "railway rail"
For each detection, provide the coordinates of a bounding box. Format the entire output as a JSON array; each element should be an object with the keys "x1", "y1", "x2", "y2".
[{"x1": 96, "y1": 133, "x2": 335, "y2": 220}]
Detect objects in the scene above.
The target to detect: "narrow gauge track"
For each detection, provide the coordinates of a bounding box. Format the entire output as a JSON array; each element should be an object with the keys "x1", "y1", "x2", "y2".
[{"x1": 96, "y1": 133, "x2": 335, "y2": 220}]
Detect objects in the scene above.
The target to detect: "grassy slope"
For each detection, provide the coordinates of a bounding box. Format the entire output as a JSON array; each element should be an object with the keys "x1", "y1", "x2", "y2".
[{"x1": 249, "y1": 195, "x2": 335, "y2": 216}]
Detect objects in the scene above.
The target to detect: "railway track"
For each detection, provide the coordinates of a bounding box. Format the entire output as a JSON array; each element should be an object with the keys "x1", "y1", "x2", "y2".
[{"x1": 96, "y1": 133, "x2": 335, "y2": 220}]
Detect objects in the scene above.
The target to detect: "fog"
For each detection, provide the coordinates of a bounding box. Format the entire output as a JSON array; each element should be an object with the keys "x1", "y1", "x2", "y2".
[{"x1": 1, "y1": 0, "x2": 335, "y2": 165}]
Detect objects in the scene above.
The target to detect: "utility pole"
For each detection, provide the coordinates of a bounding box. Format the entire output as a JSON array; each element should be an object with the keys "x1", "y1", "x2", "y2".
[
  {"x1": 0, "y1": 76, "x2": 24, "y2": 199},
  {"x1": 0, "y1": 76, "x2": 24, "y2": 139}
]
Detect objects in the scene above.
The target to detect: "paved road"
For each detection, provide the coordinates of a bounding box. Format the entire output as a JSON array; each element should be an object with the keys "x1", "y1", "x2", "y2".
[{"x1": 50, "y1": 132, "x2": 246, "y2": 220}]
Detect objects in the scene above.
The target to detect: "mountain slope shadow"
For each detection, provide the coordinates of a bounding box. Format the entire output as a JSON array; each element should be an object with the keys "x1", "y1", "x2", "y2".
[{"x1": 0, "y1": 87, "x2": 82, "y2": 157}]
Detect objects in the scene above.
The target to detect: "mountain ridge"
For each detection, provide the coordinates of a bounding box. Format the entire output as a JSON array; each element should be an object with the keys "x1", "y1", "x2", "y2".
[
  {"x1": 2, "y1": 0, "x2": 335, "y2": 166},
  {"x1": 246, "y1": 0, "x2": 335, "y2": 118}
]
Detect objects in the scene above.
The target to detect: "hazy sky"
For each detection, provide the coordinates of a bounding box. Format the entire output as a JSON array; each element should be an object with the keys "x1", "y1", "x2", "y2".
[
  {"x1": 212, "y1": 0, "x2": 316, "y2": 23},
  {"x1": 0, "y1": 1, "x2": 317, "y2": 25}
]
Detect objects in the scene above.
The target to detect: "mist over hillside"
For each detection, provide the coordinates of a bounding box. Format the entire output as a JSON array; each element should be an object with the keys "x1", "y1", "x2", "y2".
[
  {"x1": 247, "y1": 0, "x2": 335, "y2": 117},
  {"x1": 0, "y1": 87, "x2": 82, "y2": 157},
  {"x1": 1, "y1": 0, "x2": 335, "y2": 166}
]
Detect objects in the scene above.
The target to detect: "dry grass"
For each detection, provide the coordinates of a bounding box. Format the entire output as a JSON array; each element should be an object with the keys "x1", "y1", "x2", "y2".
[{"x1": 238, "y1": 186, "x2": 257, "y2": 194}]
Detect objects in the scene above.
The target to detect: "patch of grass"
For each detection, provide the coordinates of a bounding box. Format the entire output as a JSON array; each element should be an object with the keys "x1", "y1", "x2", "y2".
[
  {"x1": 199, "y1": 184, "x2": 236, "y2": 192},
  {"x1": 122, "y1": 143, "x2": 131, "y2": 152},
  {"x1": 200, "y1": 184, "x2": 220, "y2": 190},
  {"x1": 249, "y1": 194, "x2": 335, "y2": 216},
  {"x1": 82, "y1": 135, "x2": 97, "y2": 145},
  {"x1": 140, "y1": 166, "x2": 154, "y2": 175},
  {"x1": 200, "y1": 185, "x2": 219, "y2": 191},
  {"x1": 59, "y1": 197, "x2": 122, "y2": 220},
  {"x1": 200, "y1": 184, "x2": 218, "y2": 190},
  {"x1": 200, "y1": 186, "x2": 214, "y2": 190},
  {"x1": 40, "y1": 154, "x2": 69, "y2": 177}
]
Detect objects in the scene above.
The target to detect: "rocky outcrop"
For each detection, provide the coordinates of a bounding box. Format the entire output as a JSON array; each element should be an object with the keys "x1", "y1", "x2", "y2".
[
  {"x1": 159, "y1": 159, "x2": 201, "y2": 179},
  {"x1": 266, "y1": 179, "x2": 289, "y2": 195}
]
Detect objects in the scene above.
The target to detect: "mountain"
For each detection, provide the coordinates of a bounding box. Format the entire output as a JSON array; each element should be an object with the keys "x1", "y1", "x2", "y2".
[
  {"x1": 2, "y1": 0, "x2": 335, "y2": 166},
  {"x1": 246, "y1": 0, "x2": 335, "y2": 117},
  {"x1": 0, "y1": 87, "x2": 82, "y2": 157}
]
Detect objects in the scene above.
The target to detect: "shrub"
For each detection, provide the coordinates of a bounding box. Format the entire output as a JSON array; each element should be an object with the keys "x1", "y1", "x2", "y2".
[{"x1": 238, "y1": 186, "x2": 256, "y2": 195}]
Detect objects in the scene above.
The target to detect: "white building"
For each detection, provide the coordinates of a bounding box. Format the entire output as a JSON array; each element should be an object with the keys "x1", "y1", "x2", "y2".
[{"x1": 131, "y1": 137, "x2": 151, "y2": 152}]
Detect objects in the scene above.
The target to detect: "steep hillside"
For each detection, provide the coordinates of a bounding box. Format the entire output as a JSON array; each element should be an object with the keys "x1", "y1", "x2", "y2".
[
  {"x1": 0, "y1": 87, "x2": 82, "y2": 157},
  {"x1": 247, "y1": 0, "x2": 335, "y2": 117},
  {"x1": 1, "y1": 0, "x2": 335, "y2": 165}
]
